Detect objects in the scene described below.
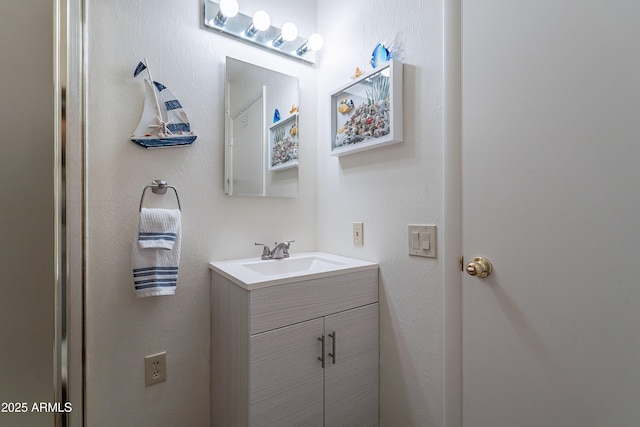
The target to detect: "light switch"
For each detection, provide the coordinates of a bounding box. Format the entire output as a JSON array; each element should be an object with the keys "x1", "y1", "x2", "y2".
[
  {"x1": 408, "y1": 225, "x2": 436, "y2": 258},
  {"x1": 411, "y1": 231, "x2": 420, "y2": 249},
  {"x1": 353, "y1": 222, "x2": 364, "y2": 247},
  {"x1": 420, "y1": 233, "x2": 431, "y2": 250}
]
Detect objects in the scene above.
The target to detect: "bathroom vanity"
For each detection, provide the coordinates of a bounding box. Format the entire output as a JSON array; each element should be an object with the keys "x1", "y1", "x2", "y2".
[{"x1": 209, "y1": 252, "x2": 379, "y2": 426}]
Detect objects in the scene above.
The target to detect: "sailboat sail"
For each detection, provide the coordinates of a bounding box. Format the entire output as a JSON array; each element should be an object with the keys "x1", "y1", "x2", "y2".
[
  {"x1": 131, "y1": 60, "x2": 197, "y2": 148},
  {"x1": 133, "y1": 80, "x2": 160, "y2": 137},
  {"x1": 154, "y1": 82, "x2": 192, "y2": 134}
]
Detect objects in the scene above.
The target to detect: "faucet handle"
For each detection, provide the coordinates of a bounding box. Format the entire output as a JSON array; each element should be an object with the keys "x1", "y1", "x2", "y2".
[
  {"x1": 254, "y1": 243, "x2": 271, "y2": 259},
  {"x1": 282, "y1": 240, "x2": 295, "y2": 257}
]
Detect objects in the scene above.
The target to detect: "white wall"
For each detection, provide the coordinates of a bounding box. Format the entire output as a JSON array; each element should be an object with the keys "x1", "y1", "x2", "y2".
[
  {"x1": 87, "y1": 0, "x2": 444, "y2": 425},
  {"x1": 86, "y1": 0, "x2": 317, "y2": 425},
  {"x1": 316, "y1": 1, "x2": 445, "y2": 425},
  {"x1": 0, "y1": 1, "x2": 55, "y2": 426}
]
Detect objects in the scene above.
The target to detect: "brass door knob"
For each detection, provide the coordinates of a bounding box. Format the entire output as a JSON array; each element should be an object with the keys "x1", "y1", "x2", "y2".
[{"x1": 466, "y1": 257, "x2": 493, "y2": 278}]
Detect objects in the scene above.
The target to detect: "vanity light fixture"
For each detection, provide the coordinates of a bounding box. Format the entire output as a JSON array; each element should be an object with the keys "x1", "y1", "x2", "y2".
[{"x1": 203, "y1": 0, "x2": 321, "y2": 65}]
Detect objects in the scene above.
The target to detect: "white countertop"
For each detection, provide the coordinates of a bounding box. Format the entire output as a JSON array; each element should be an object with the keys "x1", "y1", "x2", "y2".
[{"x1": 209, "y1": 251, "x2": 378, "y2": 290}]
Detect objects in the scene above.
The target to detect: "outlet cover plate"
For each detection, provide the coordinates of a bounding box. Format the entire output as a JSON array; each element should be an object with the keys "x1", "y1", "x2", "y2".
[
  {"x1": 408, "y1": 225, "x2": 436, "y2": 258},
  {"x1": 145, "y1": 351, "x2": 167, "y2": 386}
]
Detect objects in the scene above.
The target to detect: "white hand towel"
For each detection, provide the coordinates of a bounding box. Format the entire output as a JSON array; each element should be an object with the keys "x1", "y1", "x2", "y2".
[
  {"x1": 138, "y1": 208, "x2": 181, "y2": 250},
  {"x1": 132, "y1": 209, "x2": 181, "y2": 297}
]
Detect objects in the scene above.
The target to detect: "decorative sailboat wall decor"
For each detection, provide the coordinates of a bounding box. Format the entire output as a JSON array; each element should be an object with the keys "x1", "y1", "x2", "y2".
[{"x1": 131, "y1": 59, "x2": 197, "y2": 148}]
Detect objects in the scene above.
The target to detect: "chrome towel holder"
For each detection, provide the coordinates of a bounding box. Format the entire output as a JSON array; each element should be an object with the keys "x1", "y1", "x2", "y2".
[{"x1": 139, "y1": 180, "x2": 181, "y2": 212}]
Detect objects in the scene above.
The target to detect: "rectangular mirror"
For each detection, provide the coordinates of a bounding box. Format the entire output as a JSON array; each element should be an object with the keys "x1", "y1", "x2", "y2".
[{"x1": 224, "y1": 57, "x2": 299, "y2": 197}]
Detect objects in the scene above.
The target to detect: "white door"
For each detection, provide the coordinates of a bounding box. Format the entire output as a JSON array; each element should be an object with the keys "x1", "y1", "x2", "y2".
[{"x1": 462, "y1": 1, "x2": 640, "y2": 426}]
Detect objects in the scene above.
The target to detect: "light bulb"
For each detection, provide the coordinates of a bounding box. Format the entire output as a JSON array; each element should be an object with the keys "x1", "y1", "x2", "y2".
[
  {"x1": 214, "y1": 0, "x2": 238, "y2": 26},
  {"x1": 281, "y1": 22, "x2": 298, "y2": 42},
  {"x1": 308, "y1": 33, "x2": 323, "y2": 51},
  {"x1": 219, "y1": 0, "x2": 239, "y2": 18},
  {"x1": 296, "y1": 33, "x2": 324, "y2": 56},
  {"x1": 253, "y1": 10, "x2": 271, "y2": 31}
]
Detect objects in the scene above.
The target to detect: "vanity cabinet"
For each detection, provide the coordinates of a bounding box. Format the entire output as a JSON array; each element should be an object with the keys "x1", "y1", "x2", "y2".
[{"x1": 210, "y1": 268, "x2": 379, "y2": 427}]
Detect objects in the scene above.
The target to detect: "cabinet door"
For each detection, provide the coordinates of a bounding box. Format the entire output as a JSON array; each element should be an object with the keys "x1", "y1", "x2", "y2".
[
  {"x1": 249, "y1": 318, "x2": 324, "y2": 426},
  {"x1": 324, "y1": 304, "x2": 379, "y2": 427}
]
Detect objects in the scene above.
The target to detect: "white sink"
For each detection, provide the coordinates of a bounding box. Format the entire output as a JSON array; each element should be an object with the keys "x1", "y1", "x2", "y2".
[
  {"x1": 242, "y1": 255, "x2": 347, "y2": 276},
  {"x1": 209, "y1": 252, "x2": 378, "y2": 290}
]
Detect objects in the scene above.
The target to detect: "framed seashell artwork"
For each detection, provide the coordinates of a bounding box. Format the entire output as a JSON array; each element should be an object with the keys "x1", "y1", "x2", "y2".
[
  {"x1": 269, "y1": 113, "x2": 299, "y2": 171},
  {"x1": 330, "y1": 60, "x2": 403, "y2": 156}
]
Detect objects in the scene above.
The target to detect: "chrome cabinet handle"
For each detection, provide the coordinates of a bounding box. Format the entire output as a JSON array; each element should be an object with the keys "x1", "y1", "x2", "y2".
[
  {"x1": 328, "y1": 331, "x2": 336, "y2": 364},
  {"x1": 317, "y1": 335, "x2": 325, "y2": 368}
]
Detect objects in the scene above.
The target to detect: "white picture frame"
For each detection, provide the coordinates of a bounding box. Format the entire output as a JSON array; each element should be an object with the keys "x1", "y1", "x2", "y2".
[{"x1": 330, "y1": 60, "x2": 403, "y2": 156}]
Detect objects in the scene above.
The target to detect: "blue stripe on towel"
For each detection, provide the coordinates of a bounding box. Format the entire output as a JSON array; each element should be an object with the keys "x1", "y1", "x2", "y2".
[
  {"x1": 133, "y1": 270, "x2": 178, "y2": 278},
  {"x1": 138, "y1": 232, "x2": 177, "y2": 241},
  {"x1": 135, "y1": 282, "x2": 177, "y2": 290},
  {"x1": 135, "y1": 277, "x2": 177, "y2": 285},
  {"x1": 135, "y1": 285, "x2": 176, "y2": 290},
  {"x1": 133, "y1": 266, "x2": 179, "y2": 273},
  {"x1": 134, "y1": 270, "x2": 177, "y2": 278}
]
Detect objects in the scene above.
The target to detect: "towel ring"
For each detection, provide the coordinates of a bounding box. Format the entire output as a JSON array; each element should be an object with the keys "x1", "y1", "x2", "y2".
[{"x1": 139, "y1": 180, "x2": 181, "y2": 212}]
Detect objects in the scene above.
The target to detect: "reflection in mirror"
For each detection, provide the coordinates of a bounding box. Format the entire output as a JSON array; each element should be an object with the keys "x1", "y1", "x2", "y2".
[{"x1": 225, "y1": 57, "x2": 299, "y2": 197}]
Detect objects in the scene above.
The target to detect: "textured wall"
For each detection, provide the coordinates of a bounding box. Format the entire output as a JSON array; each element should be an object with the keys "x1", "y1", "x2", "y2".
[
  {"x1": 316, "y1": 1, "x2": 445, "y2": 425},
  {"x1": 87, "y1": 0, "x2": 444, "y2": 425},
  {"x1": 86, "y1": 0, "x2": 317, "y2": 425}
]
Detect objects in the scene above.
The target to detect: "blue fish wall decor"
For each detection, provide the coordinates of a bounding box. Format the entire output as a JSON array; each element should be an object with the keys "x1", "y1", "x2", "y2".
[{"x1": 370, "y1": 43, "x2": 392, "y2": 68}]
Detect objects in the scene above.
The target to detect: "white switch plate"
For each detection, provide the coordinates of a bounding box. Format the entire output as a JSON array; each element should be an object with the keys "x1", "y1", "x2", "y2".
[
  {"x1": 353, "y1": 222, "x2": 364, "y2": 246},
  {"x1": 408, "y1": 225, "x2": 436, "y2": 258}
]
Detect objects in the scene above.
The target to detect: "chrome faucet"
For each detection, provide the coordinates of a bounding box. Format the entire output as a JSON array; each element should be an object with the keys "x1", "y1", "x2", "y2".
[
  {"x1": 255, "y1": 240, "x2": 295, "y2": 260},
  {"x1": 271, "y1": 240, "x2": 294, "y2": 259}
]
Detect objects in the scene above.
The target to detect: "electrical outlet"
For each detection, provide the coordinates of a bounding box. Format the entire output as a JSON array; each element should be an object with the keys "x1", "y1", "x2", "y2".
[
  {"x1": 144, "y1": 352, "x2": 167, "y2": 386},
  {"x1": 353, "y1": 222, "x2": 364, "y2": 246}
]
